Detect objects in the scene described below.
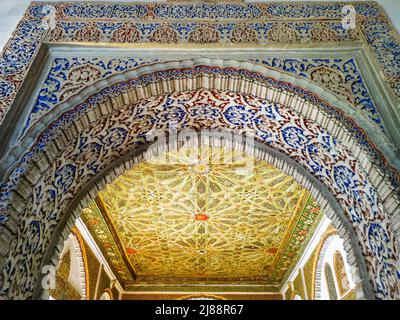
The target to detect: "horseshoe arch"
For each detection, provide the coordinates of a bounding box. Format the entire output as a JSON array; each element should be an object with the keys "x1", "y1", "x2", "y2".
[{"x1": 0, "y1": 59, "x2": 399, "y2": 300}]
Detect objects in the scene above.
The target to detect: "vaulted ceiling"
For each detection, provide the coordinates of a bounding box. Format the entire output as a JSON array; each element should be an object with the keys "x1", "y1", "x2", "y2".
[{"x1": 81, "y1": 146, "x2": 322, "y2": 292}]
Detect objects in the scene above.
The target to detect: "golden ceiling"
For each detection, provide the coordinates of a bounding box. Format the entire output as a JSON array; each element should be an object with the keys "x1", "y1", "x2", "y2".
[{"x1": 81, "y1": 146, "x2": 322, "y2": 291}]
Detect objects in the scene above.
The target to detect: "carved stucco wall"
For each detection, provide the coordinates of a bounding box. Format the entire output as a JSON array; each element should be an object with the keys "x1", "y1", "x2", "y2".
[
  {"x1": 0, "y1": 2, "x2": 399, "y2": 300},
  {"x1": 303, "y1": 250, "x2": 317, "y2": 299},
  {"x1": 283, "y1": 225, "x2": 357, "y2": 300},
  {"x1": 0, "y1": 71, "x2": 396, "y2": 298},
  {"x1": 0, "y1": 62, "x2": 396, "y2": 300},
  {"x1": 48, "y1": 232, "x2": 86, "y2": 300}
]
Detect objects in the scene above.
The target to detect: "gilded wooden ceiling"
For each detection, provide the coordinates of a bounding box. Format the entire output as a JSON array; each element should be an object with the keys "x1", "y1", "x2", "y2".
[{"x1": 81, "y1": 146, "x2": 322, "y2": 290}]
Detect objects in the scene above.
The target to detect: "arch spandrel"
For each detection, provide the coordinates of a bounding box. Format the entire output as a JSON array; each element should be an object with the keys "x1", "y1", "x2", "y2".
[
  {"x1": 0, "y1": 80, "x2": 393, "y2": 300},
  {"x1": 49, "y1": 230, "x2": 88, "y2": 300}
]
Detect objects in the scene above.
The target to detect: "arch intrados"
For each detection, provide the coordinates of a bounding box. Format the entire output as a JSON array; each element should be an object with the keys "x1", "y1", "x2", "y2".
[
  {"x1": 33, "y1": 132, "x2": 372, "y2": 300},
  {"x1": 69, "y1": 229, "x2": 88, "y2": 300}
]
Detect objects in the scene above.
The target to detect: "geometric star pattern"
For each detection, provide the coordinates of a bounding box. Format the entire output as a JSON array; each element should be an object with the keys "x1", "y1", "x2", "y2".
[{"x1": 83, "y1": 146, "x2": 322, "y2": 288}]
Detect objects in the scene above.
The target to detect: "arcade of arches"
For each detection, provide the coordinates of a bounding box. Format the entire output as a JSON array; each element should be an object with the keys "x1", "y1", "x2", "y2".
[{"x1": 0, "y1": 1, "x2": 399, "y2": 300}]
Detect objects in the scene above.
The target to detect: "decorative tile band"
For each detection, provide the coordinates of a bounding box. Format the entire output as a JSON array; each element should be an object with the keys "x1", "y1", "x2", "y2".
[
  {"x1": 250, "y1": 58, "x2": 381, "y2": 128},
  {"x1": 31, "y1": 2, "x2": 383, "y2": 21}
]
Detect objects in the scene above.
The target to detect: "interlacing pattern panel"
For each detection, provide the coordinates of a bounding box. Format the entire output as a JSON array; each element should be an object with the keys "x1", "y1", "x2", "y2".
[
  {"x1": 0, "y1": 89, "x2": 398, "y2": 299},
  {"x1": 98, "y1": 146, "x2": 316, "y2": 284}
]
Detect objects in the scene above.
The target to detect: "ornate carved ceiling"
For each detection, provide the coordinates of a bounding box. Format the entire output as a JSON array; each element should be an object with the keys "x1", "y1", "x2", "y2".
[{"x1": 81, "y1": 146, "x2": 322, "y2": 291}]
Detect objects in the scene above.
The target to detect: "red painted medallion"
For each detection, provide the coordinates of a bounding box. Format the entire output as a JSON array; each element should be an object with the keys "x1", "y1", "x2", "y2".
[{"x1": 194, "y1": 213, "x2": 208, "y2": 221}]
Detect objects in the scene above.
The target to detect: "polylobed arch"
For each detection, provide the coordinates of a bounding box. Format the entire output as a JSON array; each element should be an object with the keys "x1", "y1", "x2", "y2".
[
  {"x1": 69, "y1": 228, "x2": 89, "y2": 300},
  {"x1": 314, "y1": 233, "x2": 355, "y2": 300},
  {"x1": 0, "y1": 59, "x2": 398, "y2": 300},
  {"x1": 48, "y1": 229, "x2": 87, "y2": 300},
  {"x1": 179, "y1": 294, "x2": 226, "y2": 300}
]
